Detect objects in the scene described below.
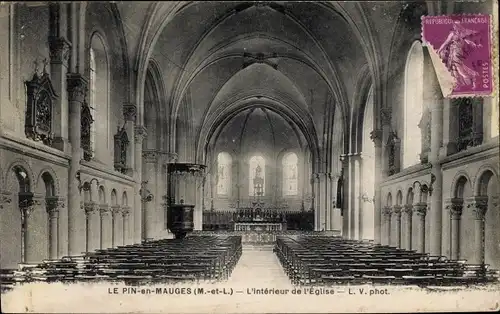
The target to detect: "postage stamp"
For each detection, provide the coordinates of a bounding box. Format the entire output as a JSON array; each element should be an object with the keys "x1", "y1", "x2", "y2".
[{"x1": 422, "y1": 15, "x2": 493, "y2": 98}]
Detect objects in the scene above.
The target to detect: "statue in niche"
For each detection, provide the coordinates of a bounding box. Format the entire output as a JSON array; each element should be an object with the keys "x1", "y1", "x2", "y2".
[{"x1": 418, "y1": 108, "x2": 431, "y2": 163}]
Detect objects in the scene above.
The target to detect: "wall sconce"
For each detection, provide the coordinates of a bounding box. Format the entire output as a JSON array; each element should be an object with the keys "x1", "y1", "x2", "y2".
[{"x1": 359, "y1": 193, "x2": 375, "y2": 203}]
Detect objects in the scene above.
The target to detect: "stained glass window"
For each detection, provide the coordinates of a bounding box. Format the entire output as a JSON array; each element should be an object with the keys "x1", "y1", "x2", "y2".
[
  {"x1": 283, "y1": 153, "x2": 298, "y2": 196},
  {"x1": 249, "y1": 155, "x2": 265, "y2": 196},
  {"x1": 217, "y1": 152, "x2": 232, "y2": 195}
]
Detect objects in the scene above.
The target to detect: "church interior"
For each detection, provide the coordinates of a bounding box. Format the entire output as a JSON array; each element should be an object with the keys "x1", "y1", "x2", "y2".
[{"x1": 0, "y1": 1, "x2": 499, "y2": 294}]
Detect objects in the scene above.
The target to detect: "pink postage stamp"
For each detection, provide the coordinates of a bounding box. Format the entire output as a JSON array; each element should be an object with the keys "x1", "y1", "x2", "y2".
[{"x1": 422, "y1": 15, "x2": 493, "y2": 98}]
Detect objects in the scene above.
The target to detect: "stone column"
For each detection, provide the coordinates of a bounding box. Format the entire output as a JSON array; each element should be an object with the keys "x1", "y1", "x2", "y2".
[
  {"x1": 312, "y1": 173, "x2": 320, "y2": 231},
  {"x1": 19, "y1": 193, "x2": 43, "y2": 263},
  {"x1": 46, "y1": 197, "x2": 64, "y2": 260},
  {"x1": 67, "y1": 74, "x2": 87, "y2": 255},
  {"x1": 413, "y1": 202, "x2": 428, "y2": 253},
  {"x1": 123, "y1": 104, "x2": 137, "y2": 176},
  {"x1": 392, "y1": 205, "x2": 402, "y2": 248},
  {"x1": 426, "y1": 47, "x2": 444, "y2": 256},
  {"x1": 348, "y1": 154, "x2": 361, "y2": 239},
  {"x1": 84, "y1": 201, "x2": 98, "y2": 252},
  {"x1": 111, "y1": 205, "x2": 121, "y2": 247},
  {"x1": 140, "y1": 180, "x2": 155, "y2": 241},
  {"x1": 122, "y1": 206, "x2": 130, "y2": 246},
  {"x1": 382, "y1": 206, "x2": 392, "y2": 245},
  {"x1": 467, "y1": 196, "x2": 489, "y2": 264},
  {"x1": 339, "y1": 154, "x2": 349, "y2": 237},
  {"x1": 370, "y1": 130, "x2": 383, "y2": 244},
  {"x1": 49, "y1": 37, "x2": 71, "y2": 151},
  {"x1": 446, "y1": 198, "x2": 463, "y2": 260},
  {"x1": 133, "y1": 126, "x2": 147, "y2": 243},
  {"x1": 99, "y1": 204, "x2": 111, "y2": 249},
  {"x1": 402, "y1": 204, "x2": 413, "y2": 250}
]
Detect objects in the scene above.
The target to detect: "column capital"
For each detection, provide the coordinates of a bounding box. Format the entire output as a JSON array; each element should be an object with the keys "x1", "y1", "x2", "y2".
[
  {"x1": 413, "y1": 202, "x2": 428, "y2": 216},
  {"x1": 111, "y1": 205, "x2": 122, "y2": 216},
  {"x1": 134, "y1": 125, "x2": 147, "y2": 142},
  {"x1": 66, "y1": 73, "x2": 88, "y2": 103},
  {"x1": 84, "y1": 201, "x2": 98, "y2": 216},
  {"x1": 402, "y1": 204, "x2": 413, "y2": 215},
  {"x1": 380, "y1": 107, "x2": 392, "y2": 126},
  {"x1": 392, "y1": 205, "x2": 402, "y2": 216},
  {"x1": 121, "y1": 206, "x2": 131, "y2": 217},
  {"x1": 46, "y1": 196, "x2": 65, "y2": 214},
  {"x1": 382, "y1": 206, "x2": 392, "y2": 218},
  {"x1": 466, "y1": 196, "x2": 488, "y2": 220},
  {"x1": 445, "y1": 197, "x2": 464, "y2": 219},
  {"x1": 370, "y1": 129, "x2": 383, "y2": 147},
  {"x1": 48, "y1": 36, "x2": 71, "y2": 65},
  {"x1": 123, "y1": 103, "x2": 137, "y2": 122},
  {"x1": 99, "y1": 204, "x2": 111, "y2": 216}
]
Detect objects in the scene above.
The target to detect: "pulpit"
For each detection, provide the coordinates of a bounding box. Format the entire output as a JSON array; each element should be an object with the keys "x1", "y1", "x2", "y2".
[{"x1": 167, "y1": 163, "x2": 206, "y2": 239}]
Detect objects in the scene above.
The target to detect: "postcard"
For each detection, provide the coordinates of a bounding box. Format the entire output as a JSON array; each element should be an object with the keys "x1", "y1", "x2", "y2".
[{"x1": 0, "y1": 1, "x2": 499, "y2": 313}]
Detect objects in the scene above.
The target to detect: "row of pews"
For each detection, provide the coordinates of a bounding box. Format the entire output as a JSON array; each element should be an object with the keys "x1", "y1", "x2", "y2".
[
  {"x1": 275, "y1": 236, "x2": 499, "y2": 287},
  {"x1": 1, "y1": 236, "x2": 242, "y2": 292}
]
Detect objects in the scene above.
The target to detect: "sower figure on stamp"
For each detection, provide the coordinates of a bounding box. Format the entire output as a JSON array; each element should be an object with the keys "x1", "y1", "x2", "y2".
[{"x1": 437, "y1": 21, "x2": 483, "y2": 89}]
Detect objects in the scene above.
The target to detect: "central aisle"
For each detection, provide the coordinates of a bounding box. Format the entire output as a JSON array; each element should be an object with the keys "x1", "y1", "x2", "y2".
[{"x1": 227, "y1": 244, "x2": 292, "y2": 287}]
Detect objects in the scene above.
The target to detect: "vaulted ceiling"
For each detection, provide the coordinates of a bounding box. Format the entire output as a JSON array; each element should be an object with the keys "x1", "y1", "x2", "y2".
[{"x1": 116, "y1": 1, "x2": 422, "y2": 163}]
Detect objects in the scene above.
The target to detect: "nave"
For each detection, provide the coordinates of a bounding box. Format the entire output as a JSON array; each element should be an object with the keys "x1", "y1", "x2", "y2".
[{"x1": 1, "y1": 234, "x2": 498, "y2": 294}]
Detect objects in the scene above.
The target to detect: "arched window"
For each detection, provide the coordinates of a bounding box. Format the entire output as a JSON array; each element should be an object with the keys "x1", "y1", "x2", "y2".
[
  {"x1": 282, "y1": 153, "x2": 298, "y2": 196},
  {"x1": 249, "y1": 155, "x2": 265, "y2": 196},
  {"x1": 89, "y1": 33, "x2": 109, "y2": 161},
  {"x1": 217, "y1": 152, "x2": 232, "y2": 196},
  {"x1": 89, "y1": 47, "x2": 97, "y2": 156},
  {"x1": 403, "y1": 41, "x2": 424, "y2": 168}
]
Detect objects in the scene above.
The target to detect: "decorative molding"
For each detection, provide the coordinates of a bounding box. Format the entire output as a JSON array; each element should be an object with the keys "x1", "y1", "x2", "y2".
[
  {"x1": 46, "y1": 196, "x2": 65, "y2": 213},
  {"x1": 413, "y1": 202, "x2": 428, "y2": 216},
  {"x1": 402, "y1": 204, "x2": 413, "y2": 215},
  {"x1": 25, "y1": 65, "x2": 57, "y2": 146},
  {"x1": 142, "y1": 149, "x2": 159, "y2": 163},
  {"x1": 121, "y1": 206, "x2": 131, "y2": 217},
  {"x1": 134, "y1": 125, "x2": 147, "y2": 142},
  {"x1": 48, "y1": 36, "x2": 71, "y2": 65},
  {"x1": 466, "y1": 196, "x2": 489, "y2": 220},
  {"x1": 445, "y1": 198, "x2": 464, "y2": 219},
  {"x1": 382, "y1": 206, "x2": 392, "y2": 218},
  {"x1": 99, "y1": 204, "x2": 110, "y2": 216},
  {"x1": 242, "y1": 52, "x2": 279, "y2": 70},
  {"x1": 123, "y1": 104, "x2": 137, "y2": 122},
  {"x1": 380, "y1": 107, "x2": 392, "y2": 126},
  {"x1": 111, "y1": 205, "x2": 122, "y2": 216},
  {"x1": 84, "y1": 201, "x2": 98, "y2": 216},
  {"x1": 66, "y1": 73, "x2": 87, "y2": 104}
]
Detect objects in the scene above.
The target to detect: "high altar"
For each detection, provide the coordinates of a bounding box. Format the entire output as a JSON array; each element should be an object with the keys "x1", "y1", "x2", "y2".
[{"x1": 232, "y1": 164, "x2": 286, "y2": 232}]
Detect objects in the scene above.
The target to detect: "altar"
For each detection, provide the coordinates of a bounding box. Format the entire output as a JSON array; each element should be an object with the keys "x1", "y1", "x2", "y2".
[{"x1": 234, "y1": 222, "x2": 283, "y2": 232}]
